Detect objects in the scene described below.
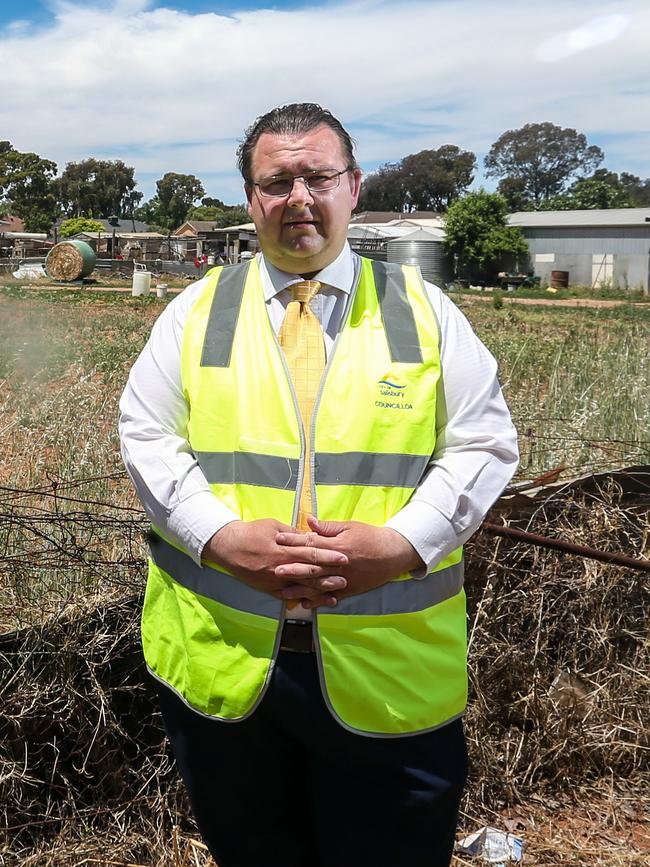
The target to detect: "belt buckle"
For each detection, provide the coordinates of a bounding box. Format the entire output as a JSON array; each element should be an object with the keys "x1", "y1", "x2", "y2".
[{"x1": 280, "y1": 619, "x2": 314, "y2": 653}]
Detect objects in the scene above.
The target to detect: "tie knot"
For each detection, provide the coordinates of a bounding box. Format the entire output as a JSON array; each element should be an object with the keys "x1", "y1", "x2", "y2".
[{"x1": 291, "y1": 280, "x2": 321, "y2": 304}]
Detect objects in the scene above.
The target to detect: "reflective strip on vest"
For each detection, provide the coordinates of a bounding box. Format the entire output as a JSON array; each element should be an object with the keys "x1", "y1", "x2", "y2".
[
  {"x1": 372, "y1": 260, "x2": 424, "y2": 364},
  {"x1": 332, "y1": 561, "x2": 464, "y2": 615},
  {"x1": 315, "y1": 451, "x2": 430, "y2": 488},
  {"x1": 196, "y1": 451, "x2": 300, "y2": 490},
  {"x1": 193, "y1": 449, "x2": 429, "y2": 489},
  {"x1": 149, "y1": 533, "x2": 282, "y2": 619},
  {"x1": 149, "y1": 530, "x2": 461, "y2": 619},
  {"x1": 199, "y1": 260, "x2": 424, "y2": 369},
  {"x1": 201, "y1": 262, "x2": 251, "y2": 368}
]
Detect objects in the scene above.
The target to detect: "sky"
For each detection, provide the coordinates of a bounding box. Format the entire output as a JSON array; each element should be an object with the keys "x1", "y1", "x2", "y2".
[{"x1": 1, "y1": 0, "x2": 649, "y2": 205}]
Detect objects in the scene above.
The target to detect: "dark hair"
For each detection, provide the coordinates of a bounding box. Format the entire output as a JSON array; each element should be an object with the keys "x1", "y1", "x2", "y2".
[{"x1": 237, "y1": 103, "x2": 357, "y2": 183}]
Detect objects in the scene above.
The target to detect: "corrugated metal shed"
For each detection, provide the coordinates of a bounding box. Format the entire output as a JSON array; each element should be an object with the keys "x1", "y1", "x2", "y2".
[
  {"x1": 508, "y1": 208, "x2": 650, "y2": 228},
  {"x1": 508, "y1": 208, "x2": 650, "y2": 292}
]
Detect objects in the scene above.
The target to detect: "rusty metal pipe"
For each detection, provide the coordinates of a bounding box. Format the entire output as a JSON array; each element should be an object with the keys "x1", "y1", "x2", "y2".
[{"x1": 482, "y1": 522, "x2": 650, "y2": 573}]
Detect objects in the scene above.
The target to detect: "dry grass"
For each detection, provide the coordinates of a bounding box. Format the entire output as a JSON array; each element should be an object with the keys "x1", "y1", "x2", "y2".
[
  {"x1": 460, "y1": 300, "x2": 650, "y2": 481},
  {"x1": 1, "y1": 474, "x2": 647, "y2": 865},
  {"x1": 0, "y1": 286, "x2": 648, "y2": 864}
]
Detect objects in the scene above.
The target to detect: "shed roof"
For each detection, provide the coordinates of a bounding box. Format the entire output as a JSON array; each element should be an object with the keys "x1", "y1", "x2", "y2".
[
  {"x1": 348, "y1": 224, "x2": 415, "y2": 239},
  {"x1": 77, "y1": 218, "x2": 152, "y2": 233},
  {"x1": 388, "y1": 217, "x2": 446, "y2": 229},
  {"x1": 508, "y1": 208, "x2": 650, "y2": 229},
  {"x1": 75, "y1": 231, "x2": 165, "y2": 239},
  {"x1": 391, "y1": 227, "x2": 445, "y2": 242},
  {"x1": 348, "y1": 223, "x2": 445, "y2": 240},
  {"x1": 174, "y1": 220, "x2": 219, "y2": 234},
  {"x1": 211, "y1": 222, "x2": 257, "y2": 233},
  {"x1": 351, "y1": 210, "x2": 442, "y2": 224}
]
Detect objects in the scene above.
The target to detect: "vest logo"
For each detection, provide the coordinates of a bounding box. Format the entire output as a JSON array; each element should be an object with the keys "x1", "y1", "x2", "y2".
[{"x1": 376, "y1": 372, "x2": 413, "y2": 411}]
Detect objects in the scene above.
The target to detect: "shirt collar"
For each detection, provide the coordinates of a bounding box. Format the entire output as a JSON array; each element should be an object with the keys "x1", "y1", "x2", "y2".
[{"x1": 258, "y1": 242, "x2": 357, "y2": 301}]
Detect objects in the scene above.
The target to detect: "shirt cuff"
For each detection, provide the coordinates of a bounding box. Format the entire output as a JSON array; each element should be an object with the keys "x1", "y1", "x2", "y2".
[
  {"x1": 385, "y1": 500, "x2": 460, "y2": 576},
  {"x1": 166, "y1": 491, "x2": 240, "y2": 566}
]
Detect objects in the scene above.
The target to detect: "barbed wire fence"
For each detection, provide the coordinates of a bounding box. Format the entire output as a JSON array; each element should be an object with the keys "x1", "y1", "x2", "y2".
[{"x1": 0, "y1": 459, "x2": 648, "y2": 865}]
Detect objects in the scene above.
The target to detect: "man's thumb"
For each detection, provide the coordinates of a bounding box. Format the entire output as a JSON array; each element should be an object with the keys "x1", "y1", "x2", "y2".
[{"x1": 307, "y1": 514, "x2": 345, "y2": 537}]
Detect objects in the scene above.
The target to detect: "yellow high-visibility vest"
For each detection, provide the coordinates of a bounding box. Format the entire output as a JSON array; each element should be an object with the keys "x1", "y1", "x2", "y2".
[{"x1": 142, "y1": 256, "x2": 467, "y2": 735}]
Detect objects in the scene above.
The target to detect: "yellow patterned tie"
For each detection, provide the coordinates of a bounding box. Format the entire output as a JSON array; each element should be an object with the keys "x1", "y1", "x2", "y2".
[{"x1": 278, "y1": 279, "x2": 325, "y2": 539}]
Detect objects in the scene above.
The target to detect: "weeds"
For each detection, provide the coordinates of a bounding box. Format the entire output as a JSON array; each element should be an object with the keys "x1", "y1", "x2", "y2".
[
  {"x1": 464, "y1": 303, "x2": 650, "y2": 479},
  {"x1": 0, "y1": 288, "x2": 648, "y2": 864}
]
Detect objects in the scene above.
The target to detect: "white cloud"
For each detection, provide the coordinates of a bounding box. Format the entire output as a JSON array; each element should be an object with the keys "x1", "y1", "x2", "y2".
[
  {"x1": 536, "y1": 13, "x2": 630, "y2": 61},
  {"x1": 1, "y1": 0, "x2": 649, "y2": 201}
]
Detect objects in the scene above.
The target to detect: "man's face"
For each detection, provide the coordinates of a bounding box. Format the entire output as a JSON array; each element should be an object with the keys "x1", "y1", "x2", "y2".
[{"x1": 245, "y1": 125, "x2": 362, "y2": 275}]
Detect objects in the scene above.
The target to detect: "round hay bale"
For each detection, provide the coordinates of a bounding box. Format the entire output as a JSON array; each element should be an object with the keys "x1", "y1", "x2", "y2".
[{"x1": 46, "y1": 240, "x2": 97, "y2": 281}]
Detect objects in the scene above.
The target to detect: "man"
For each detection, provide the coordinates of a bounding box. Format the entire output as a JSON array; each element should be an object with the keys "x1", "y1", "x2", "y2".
[{"x1": 119, "y1": 103, "x2": 518, "y2": 867}]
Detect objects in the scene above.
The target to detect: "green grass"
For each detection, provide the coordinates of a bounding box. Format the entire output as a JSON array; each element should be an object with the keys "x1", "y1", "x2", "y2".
[{"x1": 448, "y1": 283, "x2": 650, "y2": 303}]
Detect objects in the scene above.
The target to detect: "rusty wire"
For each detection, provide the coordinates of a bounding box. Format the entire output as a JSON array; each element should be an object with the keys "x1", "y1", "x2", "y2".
[{"x1": 0, "y1": 473, "x2": 648, "y2": 865}]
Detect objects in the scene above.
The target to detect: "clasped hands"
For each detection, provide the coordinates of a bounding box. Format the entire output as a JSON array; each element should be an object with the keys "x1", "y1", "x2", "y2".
[{"x1": 203, "y1": 516, "x2": 424, "y2": 608}]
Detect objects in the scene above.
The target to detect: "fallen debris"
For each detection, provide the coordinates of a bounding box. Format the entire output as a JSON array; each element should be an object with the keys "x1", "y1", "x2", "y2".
[
  {"x1": 482, "y1": 520, "x2": 650, "y2": 572},
  {"x1": 548, "y1": 670, "x2": 592, "y2": 715},
  {"x1": 12, "y1": 263, "x2": 46, "y2": 279},
  {"x1": 457, "y1": 826, "x2": 524, "y2": 863}
]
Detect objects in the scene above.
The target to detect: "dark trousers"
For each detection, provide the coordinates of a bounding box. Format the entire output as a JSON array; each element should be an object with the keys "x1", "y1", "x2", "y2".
[{"x1": 156, "y1": 650, "x2": 467, "y2": 867}]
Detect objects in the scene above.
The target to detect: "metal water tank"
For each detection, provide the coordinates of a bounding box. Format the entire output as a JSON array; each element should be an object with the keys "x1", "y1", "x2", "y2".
[{"x1": 386, "y1": 228, "x2": 450, "y2": 285}]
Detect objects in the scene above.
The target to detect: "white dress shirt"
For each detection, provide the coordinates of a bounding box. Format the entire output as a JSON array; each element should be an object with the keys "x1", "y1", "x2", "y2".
[{"x1": 119, "y1": 244, "x2": 518, "y2": 611}]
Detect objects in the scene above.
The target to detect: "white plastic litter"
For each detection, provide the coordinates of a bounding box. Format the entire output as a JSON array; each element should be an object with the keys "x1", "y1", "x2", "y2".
[
  {"x1": 12, "y1": 264, "x2": 46, "y2": 280},
  {"x1": 456, "y1": 826, "x2": 524, "y2": 863}
]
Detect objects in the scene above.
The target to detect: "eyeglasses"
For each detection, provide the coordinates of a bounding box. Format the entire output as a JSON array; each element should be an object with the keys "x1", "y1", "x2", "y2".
[{"x1": 253, "y1": 168, "x2": 352, "y2": 198}]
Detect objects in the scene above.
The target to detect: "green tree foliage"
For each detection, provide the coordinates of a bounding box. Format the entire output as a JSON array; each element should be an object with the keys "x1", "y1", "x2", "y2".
[
  {"x1": 56, "y1": 158, "x2": 143, "y2": 219},
  {"x1": 0, "y1": 141, "x2": 58, "y2": 232},
  {"x1": 156, "y1": 172, "x2": 205, "y2": 229},
  {"x1": 134, "y1": 195, "x2": 167, "y2": 232},
  {"x1": 358, "y1": 163, "x2": 405, "y2": 211},
  {"x1": 444, "y1": 190, "x2": 528, "y2": 278},
  {"x1": 618, "y1": 171, "x2": 650, "y2": 206},
  {"x1": 543, "y1": 168, "x2": 650, "y2": 210},
  {"x1": 572, "y1": 179, "x2": 630, "y2": 208},
  {"x1": 201, "y1": 196, "x2": 226, "y2": 209},
  {"x1": 484, "y1": 122, "x2": 604, "y2": 209},
  {"x1": 401, "y1": 146, "x2": 476, "y2": 211},
  {"x1": 59, "y1": 217, "x2": 105, "y2": 238},
  {"x1": 185, "y1": 204, "x2": 223, "y2": 222},
  {"x1": 213, "y1": 205, "x2": 250, "y2": 227},
  {"x1": 185, "y1": 203, "x2": 250, "y2": 227},
  {"x1": 359, "y1": 145, "x2": 476, "y2": 212}
]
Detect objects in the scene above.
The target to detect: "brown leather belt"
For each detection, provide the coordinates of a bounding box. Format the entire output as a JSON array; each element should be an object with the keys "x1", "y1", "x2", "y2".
[{"x1": 279, "y1": 619, "x2": 315, "y2": 653}]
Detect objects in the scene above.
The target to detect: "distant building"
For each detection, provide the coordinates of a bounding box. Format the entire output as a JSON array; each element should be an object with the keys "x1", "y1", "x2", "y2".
[
  {"x1": 0, "y1": 215, "x2": 26, "y2": 233},
  {"x1": 173, "y1": 220, "x2": 223, "y2": 261},
  {"x1": 94, "y1": 217, "x2": 152, "y2": 234},
  {"x1": 509, "y1": 208, "x2": 650, "y2": 293},
  {"x1": 351, "y1": 210, "x2": 444, "y2": 226},
  {"x1": 73, "y1": 231, "x2": 165, "y2": 260},
  {"x1": 174, "y1": 220, "x2": 222, "y2": 240},
  {"x1": 173, "y1": 220, "x2": 258, "y2": 263},
  {"x1": 0, "y1": 215, "x2": 51, "y2": 258},
  {"x1": 51, "y1": 217, "x2": 152, "y2": 240}
]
